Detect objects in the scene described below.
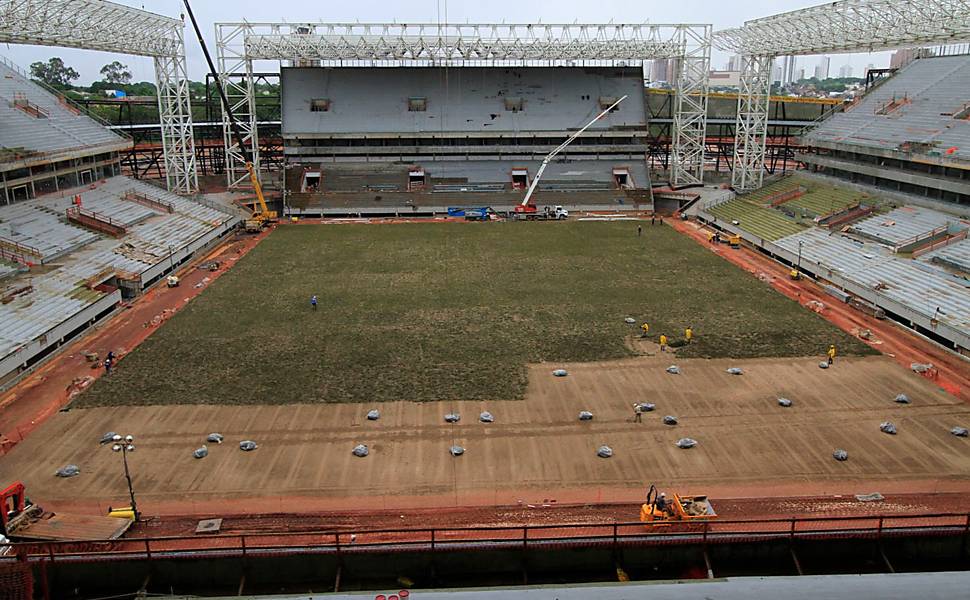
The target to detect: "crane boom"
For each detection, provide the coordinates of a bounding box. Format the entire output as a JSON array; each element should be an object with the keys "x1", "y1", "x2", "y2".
[
  {"x1": 182, "y1": 0, "x2": 275, "y2": 229},
  {"x1": 521, "y1": 95, "x2": 628, "y2": 208}
]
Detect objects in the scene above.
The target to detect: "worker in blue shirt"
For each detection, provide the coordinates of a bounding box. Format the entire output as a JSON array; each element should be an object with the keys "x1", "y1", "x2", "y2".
[{"x1": 310, "y1": 295, "x2": 318, "y2": 310}]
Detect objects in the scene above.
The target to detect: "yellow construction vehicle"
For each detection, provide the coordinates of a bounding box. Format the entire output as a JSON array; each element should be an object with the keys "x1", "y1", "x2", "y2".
[
  {"x1": 789, "y1": 268, "x2": 802, "y2": 281},
  {"x1": 640, "y1": 484, "x2": 717, "y2": 527},
  {"x1": 184, "y1": 0, "x2": 276, "y2": 234},
  {"x1": 728, "y1": 234, "x2": 741, "y2": 249}
]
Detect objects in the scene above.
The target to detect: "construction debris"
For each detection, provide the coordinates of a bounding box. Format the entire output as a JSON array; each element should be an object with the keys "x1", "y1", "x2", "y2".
[
  {"x1": 444, "y1": 413, "x2": 460, "y2": 423},
  {"x1": 552, "y1": 369, "x2": 568, "y2": 377},
  {"x1": 855, "y1": 492, "x2": 884, "y2": 502},
  {"x1": 676, "y1": 438, "x2": 697, "y2": 449},
  {"x1": 726, "y1": 367, "x2": 743, "y2": 375},
  {"x1": 55, "y1": 464, "x2": 80, "y2": 478},
  {"x1": 666, "y1": 365, "x2": 681, "y2": 374},
  {"x1": 833, "y1": 449, "x2": 849, "y2": 461},
  {"x1": 818, "y1": 361, "x2": 830, "y2": 369},
  {"x1": 663, "y1": 415, "x2": 678, "y2": 425},
  {"x1": 366, "y1": 409, "x2": 380, "y2": 421},
  {"x1": 639, "y1": 402, "x2": 656, "y2": 412},
  {"x1": 206, "y1": 433, "x2": 224, "y2": 444},
  {"x1": 951, "y1": 427, "x2": 969, "y2": 437},
  {"x1": 805, "y1": 300, "x2": 825, "y2": 313},
  {"x1": 596, "y1": 445, "x2": 613, "y2": 458},
  {"x1": 778, "y1": 398, "x2": 793, "y2": 407},
  {"x1": 578, "y1": 411, "x2": 594, "y2": 421},
  {"x1": 450, "y1": 445, "x2": 465, "y2": 456},
  {"x1": 352, "y1": 444, "x2": 369, "y2": 457},
  {"x1": 911, "y1": 363, "x2": 934, "y2": 373},
  {"x1": 479, "y1": 411, "x2": 494, "y2": 423},
  {"x1": 99, "y1": 431, "x2": 118, "y2": 445},
  {"x1": 880, "y1": 422, "x2": 897, "y2": 435},
  {"x1": 624, "y1": 317, "x2": 636, "y2": 324},
  {"x1": 193, "y1": 445, "x2": 208, "y2": 459},
  {"x1": 858, "y1": 329, "x2": 873, "y2": 340},
  {"x1": 239, "y1": 440, "x2": 258, "y2": 451},
  {"x1": 894, "y1": 394, "x2": 911, "y2": 404}
]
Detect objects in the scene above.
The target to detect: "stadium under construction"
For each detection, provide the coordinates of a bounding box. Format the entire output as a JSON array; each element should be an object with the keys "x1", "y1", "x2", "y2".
[{"x1": 0, "y1": 1, "x2": 969, "y2": 599}]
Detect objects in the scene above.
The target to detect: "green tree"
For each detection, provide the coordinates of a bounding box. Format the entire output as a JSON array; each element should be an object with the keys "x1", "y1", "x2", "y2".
[
  {"x1": 29, "y1": 57, "x2": 79, "y2": 89},
  {"x1": 99, "y1": 60, "x2": 132, "y2": 85}
]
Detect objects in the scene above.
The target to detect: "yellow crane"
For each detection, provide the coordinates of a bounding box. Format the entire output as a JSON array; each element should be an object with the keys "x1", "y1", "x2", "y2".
[{"x1": 183, "y1": 0, "x2": 276, "y2": 233}]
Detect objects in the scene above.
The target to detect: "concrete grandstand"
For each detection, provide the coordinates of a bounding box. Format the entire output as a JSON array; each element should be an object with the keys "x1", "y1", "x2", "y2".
[
  {"x1": 697, "y1": 173, "x2": 970, "y2": 354},
  {"x1": 0, "y1": 57, "x2": 240, "y2": 385},
  {"x1": 801, "y1": 53, "x2": 970, "y2": 206},
  {"x1": 281, "y1": 66, "x2": 652, "y2": 215},
  {"x1": 0, "y1": 57, "x2": 130, "y2": 203}
]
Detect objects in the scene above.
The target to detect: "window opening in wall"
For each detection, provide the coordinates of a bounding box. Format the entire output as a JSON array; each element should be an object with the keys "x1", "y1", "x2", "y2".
[
  {"x1": 598, "y1": 96, "x2": 620, "y2": 112},
  {"x1": 79, "y1": 169, "x2": 93, "y2": 185},
  {"x1": 302, "y1": 171, "x2": 321, "y2": 192},
  {"x1": 408, "y1": 169, "x2": 426, "y2": 191},
  {"x1": 408, "y1": 97, "x2": 428, "y2": 112},
  {"x1": 310, "y1": 99, "x2": 331, "y2": 112},
  {"x1": 511, "y1": 168, "x2": 529, "y2": 190},
  {"x1": 613, "y1": 167, "x2": 633, "y2": 189}
]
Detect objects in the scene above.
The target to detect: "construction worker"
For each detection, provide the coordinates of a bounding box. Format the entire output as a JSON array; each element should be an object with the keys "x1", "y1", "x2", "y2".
[
  {"x1": 103, "y1": 356, "x2": 112, "y2": 375},
  {"x1": 827, "y1": 344, "x2": 837, "y2": 365},
  {"x1": 651, "y1": 214, "x2": 656, "y2": 225},
  {"x1": 656, "y1": 492, "x2": 668, "y2": 513},
  {"x1": 659, "y1": 334, "x2": 668, "y2": 352},
  {"x1": 633, "y1": 403, "x2": 643, "y2": 423},
  {"x1": 707, "y1": 231, "x2": 715, "y2": 244},
  {"x1": 637, "y1": 224, "x2": 642, "y2": 237},
  {"x1": 685, "y1": 327, "x2": 693, "y2": 344},
  {"x1": 310, "y1": 295, "x2": 318, "y2": 310},
  {"x1": 640, "y1": 322, "x2": 650, "y2": 338}
]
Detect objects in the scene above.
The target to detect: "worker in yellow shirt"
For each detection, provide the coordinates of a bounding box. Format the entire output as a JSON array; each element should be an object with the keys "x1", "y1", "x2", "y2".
[
  {"x1": 640, "y1": 322, "x2": 650, "y2": 338},
  {"x1": 659, "y1": 334, "x2": 668, "y2": 352},
  {"x1": 827, "y1": 344, "x2": 836, "y2": 365},
  {"x1": 685, "y1": 327, "x2": 693, "y2": 344}
]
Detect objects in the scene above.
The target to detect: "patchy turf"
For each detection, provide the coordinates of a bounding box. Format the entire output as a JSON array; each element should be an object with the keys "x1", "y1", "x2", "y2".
[{"x1": 78, "y1": 222, "x2": 874, "y2": 407}]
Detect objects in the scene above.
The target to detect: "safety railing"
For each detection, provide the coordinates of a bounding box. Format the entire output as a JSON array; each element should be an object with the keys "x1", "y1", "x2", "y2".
[{"x1": 1, "y1": 511, "x2": 968, "y2": 564}]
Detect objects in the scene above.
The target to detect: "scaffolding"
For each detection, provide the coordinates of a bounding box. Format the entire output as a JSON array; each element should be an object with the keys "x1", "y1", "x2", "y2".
[
  {"x1": 0, "y1": 0, "x2": 197, "y2": 194},
  {"x1": 214, "y1": 22, "x2": 712, "y2": 189},
  {"x1": 715, "y1": 0, "x2": 970, "y2": 191}
]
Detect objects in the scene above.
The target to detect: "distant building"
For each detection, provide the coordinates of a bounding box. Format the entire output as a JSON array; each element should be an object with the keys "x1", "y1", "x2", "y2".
[
  {"x1": 727, "y1": 54, "x2": 743, "y2": 72},
  {"x1": 814, "y1": 56, "x2": 831, "y2": 80},
  {"x1": 708, "y1": 70, "x2": 741, "y2": 88},
  {"x1": 771, "y1": 60, "x2": 784, "y2": 84},
  {"x1": 782, "y1": 56, "x2": 797, "y2": 85},
  {"x1": 796, "y1": 67, "x2": 806, "y2": 81},
  {"x1": 649, "y1": 58, "x2": 680, "y2": 85},
  {"x1": 838, "y1": 64, "x2": 853, "y2": 78},
  {"x1": 890, "y1": 48, "x2": 917, "y2": 69}
]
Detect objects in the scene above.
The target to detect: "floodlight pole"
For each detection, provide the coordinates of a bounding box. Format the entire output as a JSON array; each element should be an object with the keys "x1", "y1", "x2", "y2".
[{"x1": 111, "y1": 435, "x2": 139, "y2": 521}]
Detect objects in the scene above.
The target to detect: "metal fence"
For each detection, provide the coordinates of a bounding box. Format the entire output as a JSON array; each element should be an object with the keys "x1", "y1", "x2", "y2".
[{"x1": 1, "y1": 511, "x2": 968, "y2": 564}]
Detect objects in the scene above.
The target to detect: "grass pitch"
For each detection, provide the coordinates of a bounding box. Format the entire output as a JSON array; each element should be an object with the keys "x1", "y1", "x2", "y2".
[{"x1": 79, "y1": 222, "x2": 873, "y2": 407}]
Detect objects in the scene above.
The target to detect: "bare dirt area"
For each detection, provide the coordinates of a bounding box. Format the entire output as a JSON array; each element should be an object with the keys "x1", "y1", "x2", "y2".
[{"x1": 3, "y1": 354, "x2": 969, "y2": 518}]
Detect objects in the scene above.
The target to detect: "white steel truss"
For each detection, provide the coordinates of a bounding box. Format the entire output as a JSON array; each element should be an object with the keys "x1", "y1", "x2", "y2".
[
  {"x1": 731, "y1": 55, "x2": 773, "y2": 191},
  {"x1": 671, "y1": 25, "x2": 711, "y2": 186},
  {"x1": 0, "y1": 0, "x2": 197, "y2": 194},
  {"x1": 216, "y1": 22, "x2": 712, "y2": 189},
  {"x1": 715, "y1": 0, "x2": 970, "y2": 191},
  {"x1": 216, "y1": 23, "x2": 260, "y2": 191},
  {"x1": 714, "y1": 0, "x2": 970, "y2": 56}
]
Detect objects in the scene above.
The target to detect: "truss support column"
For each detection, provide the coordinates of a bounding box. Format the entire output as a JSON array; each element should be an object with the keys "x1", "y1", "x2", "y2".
[
  {"x1": 216, "y1": 23, "x2": 261, "y2": 190},
  {"x1": 671, "y1": 24, "x2": 711, "y2": 187},
  {"x1": 731, "y1": 54, "x2": 773, "y2": 191},
  {"x1": 154, "y1": 25, "x2": 198, "y2": 195}
]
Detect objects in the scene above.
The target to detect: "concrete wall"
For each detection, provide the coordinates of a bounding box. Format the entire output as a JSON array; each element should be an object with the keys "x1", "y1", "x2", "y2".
[{"x1": 281, "y1": 66, "x2": 647, "y2": 135}]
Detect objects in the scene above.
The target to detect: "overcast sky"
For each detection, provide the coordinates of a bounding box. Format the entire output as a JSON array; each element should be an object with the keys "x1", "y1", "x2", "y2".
[{"x1": 0, "y1": 0, "x2": 894, "y2": 84}]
